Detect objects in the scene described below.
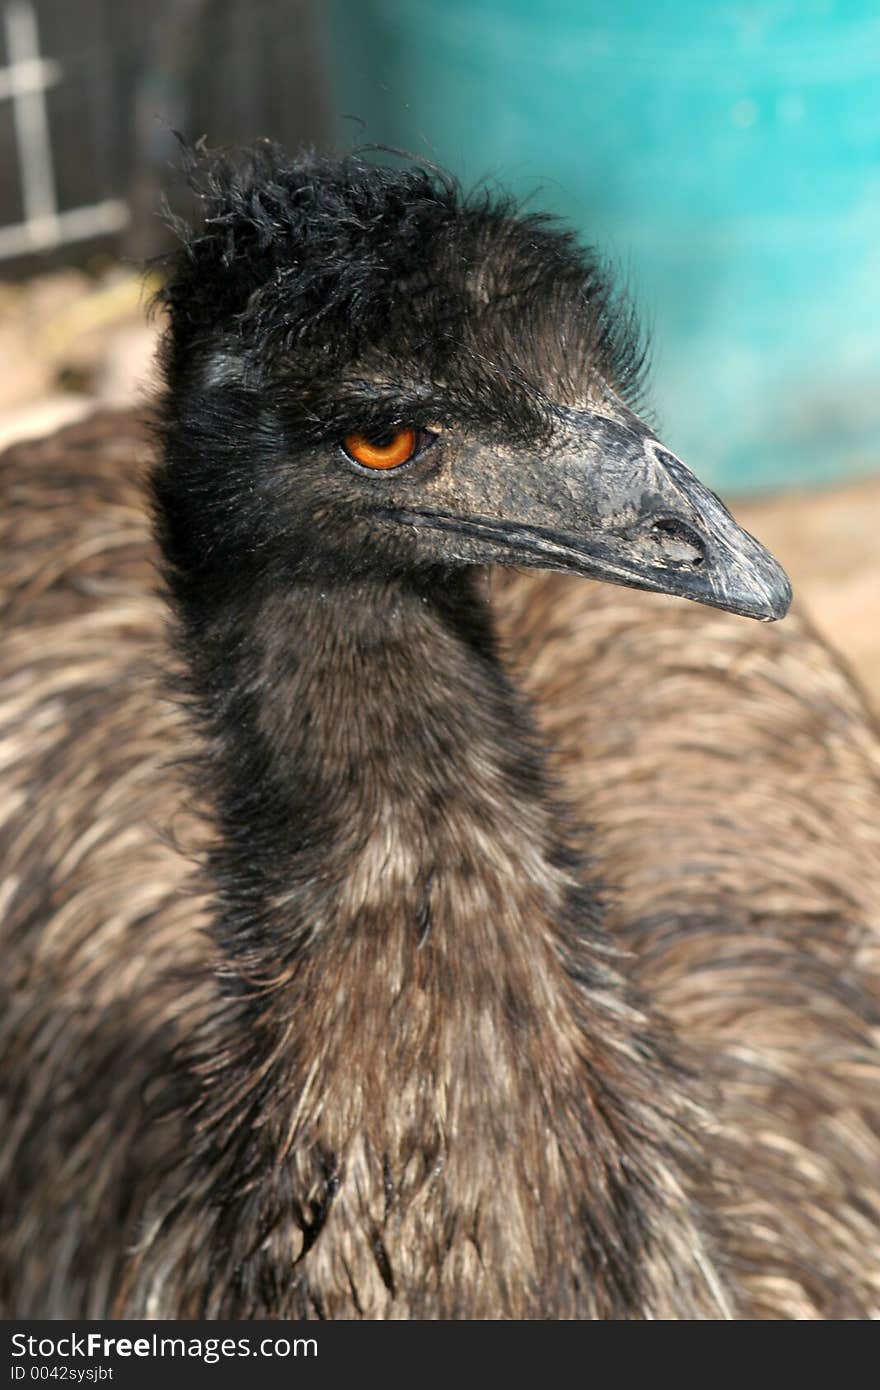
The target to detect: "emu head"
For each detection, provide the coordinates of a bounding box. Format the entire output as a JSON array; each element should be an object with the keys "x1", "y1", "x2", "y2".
[{"x1": 156, "y1": 143, "x2": 790, "y2": 621}]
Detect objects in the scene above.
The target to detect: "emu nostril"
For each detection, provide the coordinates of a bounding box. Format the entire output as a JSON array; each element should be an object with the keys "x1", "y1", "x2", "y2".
[{"x1": 648, "y1": 517, "x2": 706, "y2": 568}]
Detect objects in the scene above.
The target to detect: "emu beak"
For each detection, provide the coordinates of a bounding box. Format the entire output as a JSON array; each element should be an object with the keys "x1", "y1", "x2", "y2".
[{"x1": 407, "y1": 400, "x2": 792, "y2": 622}]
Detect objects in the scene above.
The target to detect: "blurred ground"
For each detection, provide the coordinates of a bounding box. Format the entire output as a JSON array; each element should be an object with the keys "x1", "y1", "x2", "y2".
[
  {"x1": 0, "y1": 265, "x2": 160, "y2": 452},
  {"x1": 738, "y1": 482, "x2": 880, "y2": 708},
  {"x1": 2, "y1": 268, "x2": 878, "y2": 710}
]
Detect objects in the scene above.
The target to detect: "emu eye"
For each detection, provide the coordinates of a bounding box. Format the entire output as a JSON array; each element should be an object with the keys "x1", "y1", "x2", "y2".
[{"x1": 342, "y1": 427, "x2": 432, "y2": 471}]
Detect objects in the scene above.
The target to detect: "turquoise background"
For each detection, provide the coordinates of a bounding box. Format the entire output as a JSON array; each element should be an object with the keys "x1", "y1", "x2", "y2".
[{"x1": 323, "y1": 0, "x2": 880, "y2": 493}]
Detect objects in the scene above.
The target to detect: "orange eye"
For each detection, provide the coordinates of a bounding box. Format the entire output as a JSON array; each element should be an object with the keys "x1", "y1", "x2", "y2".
[{"x1": 343, "y1": 428, "x2": 419, "y2": 470}]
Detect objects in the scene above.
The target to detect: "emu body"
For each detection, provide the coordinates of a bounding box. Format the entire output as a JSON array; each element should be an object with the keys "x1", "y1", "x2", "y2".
[{"x1": 2, "y1": 150, "x2": 880, "y2": 1318}]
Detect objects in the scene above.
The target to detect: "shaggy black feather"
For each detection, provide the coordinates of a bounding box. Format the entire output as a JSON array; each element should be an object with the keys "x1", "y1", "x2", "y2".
[{"x1": 158, "y1": 140, "x2": 648, "y2": 437}]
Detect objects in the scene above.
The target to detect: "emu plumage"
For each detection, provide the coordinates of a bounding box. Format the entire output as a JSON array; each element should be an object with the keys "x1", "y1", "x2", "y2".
[{"x1": 1, "y1": 147, "x2": 879, "y2": 1319}]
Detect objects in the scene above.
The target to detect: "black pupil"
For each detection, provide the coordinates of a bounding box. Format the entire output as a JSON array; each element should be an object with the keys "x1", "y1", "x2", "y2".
[{"x1": 368, "y1": 428, "x2": 402, "y2": 449}]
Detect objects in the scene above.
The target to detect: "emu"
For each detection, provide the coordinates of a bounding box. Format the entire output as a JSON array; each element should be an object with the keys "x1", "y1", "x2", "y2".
[{"x1": 1, "y1": 145, "x2": 879, "y2": 1319}]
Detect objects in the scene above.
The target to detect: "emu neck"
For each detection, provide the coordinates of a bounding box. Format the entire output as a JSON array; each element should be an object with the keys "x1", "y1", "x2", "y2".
[
  {"x1": 203, "y1": 570, "x2": 574, "y2": 991},
  {"x1": 177, "y1": 568, "x2": 725, "y2": 1319}
]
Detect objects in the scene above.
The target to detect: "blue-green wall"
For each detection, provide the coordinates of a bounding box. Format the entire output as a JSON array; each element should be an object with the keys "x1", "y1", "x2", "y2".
[{"x1": 323, "y1": 1, "x2": 880, "y2": 492}]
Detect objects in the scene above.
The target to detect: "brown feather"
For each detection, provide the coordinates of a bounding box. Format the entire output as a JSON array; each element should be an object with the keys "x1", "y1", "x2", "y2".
[{"x1": 1, "y1": 408, "x2": 879, "y2": 1319}]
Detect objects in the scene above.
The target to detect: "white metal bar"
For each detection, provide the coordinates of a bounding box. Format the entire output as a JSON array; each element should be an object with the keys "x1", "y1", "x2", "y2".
[
  {"x1": 4, "y1": 0, "x2": 60, "y2": 239},
  {"x1": 0, "y1": 55, "x2": 60, "y2": 100},
  {"x1": 0, "y1": 197, "x2": 129, "y2": 258}
]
